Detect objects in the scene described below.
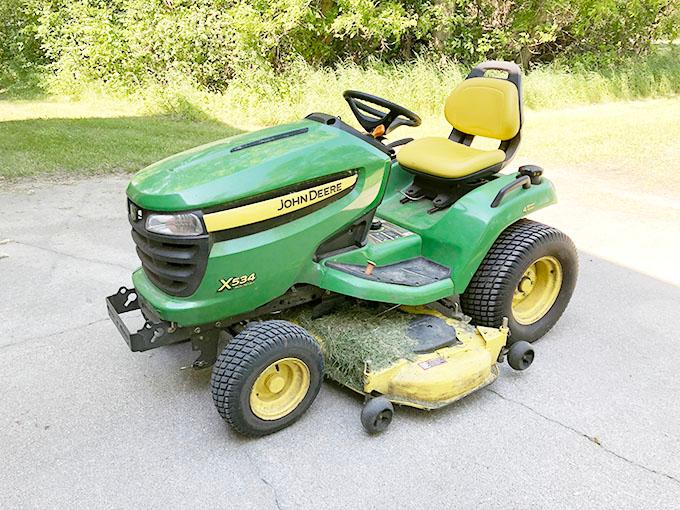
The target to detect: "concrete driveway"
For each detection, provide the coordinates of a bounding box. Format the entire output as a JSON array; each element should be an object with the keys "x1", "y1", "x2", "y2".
[{"x1": 1, "y1": 170, "x2": 679, "y2": 509}]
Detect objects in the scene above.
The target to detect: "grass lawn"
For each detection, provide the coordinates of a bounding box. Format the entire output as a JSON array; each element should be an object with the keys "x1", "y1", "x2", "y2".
[
  {"x1": 0, "y1": 95, "x2": 678, "y2": 187},
  {"x1": 0, "y1": 98, "x2": 242, "y2": 179}
]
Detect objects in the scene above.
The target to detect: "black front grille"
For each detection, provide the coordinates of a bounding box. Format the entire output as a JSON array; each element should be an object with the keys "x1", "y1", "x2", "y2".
[{"x1": 129, "y1": 202, "x2": 210, "y2": 297}]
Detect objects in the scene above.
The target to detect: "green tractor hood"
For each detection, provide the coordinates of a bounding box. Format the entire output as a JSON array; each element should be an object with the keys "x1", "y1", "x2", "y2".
[{"x1": 127, "y1": 119, "x2": 389, "y2": 211}]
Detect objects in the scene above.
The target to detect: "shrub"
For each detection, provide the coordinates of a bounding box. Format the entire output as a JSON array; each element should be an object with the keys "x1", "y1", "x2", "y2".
[
  {"x1": 0, "y1": 0, "x2": 43, "y2": 89},
  {"x1": 2, "y1": 1, "x2": 676, "y2": 94}
]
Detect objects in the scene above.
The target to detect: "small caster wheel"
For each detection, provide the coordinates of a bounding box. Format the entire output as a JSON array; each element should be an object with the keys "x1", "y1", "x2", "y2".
[
  {"x1": 507, "y1": 341, "x2": 535, "y2": 371},
  {"x1": 361, "y1": 396, "x2": 394, "y2": 434}
]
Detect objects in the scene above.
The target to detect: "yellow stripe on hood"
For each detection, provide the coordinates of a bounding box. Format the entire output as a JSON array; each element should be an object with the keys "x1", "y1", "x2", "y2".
[{"x1": 203, "y1": 174, "x2": 358, "y2": 232}]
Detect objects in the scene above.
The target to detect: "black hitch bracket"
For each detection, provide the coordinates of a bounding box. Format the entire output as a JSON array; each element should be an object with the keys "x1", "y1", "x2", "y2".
[
  {"x1": 106, "y1": 283, "x2": 326, "y2": 368},
  {"x1": 106, "y1": 286, "x2": 190, "y2": 352}
]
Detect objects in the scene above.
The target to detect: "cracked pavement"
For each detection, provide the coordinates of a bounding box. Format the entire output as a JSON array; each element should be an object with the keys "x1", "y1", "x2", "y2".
[{"x1": 1, "y1": 173, "x2": 679, "y2": 509}]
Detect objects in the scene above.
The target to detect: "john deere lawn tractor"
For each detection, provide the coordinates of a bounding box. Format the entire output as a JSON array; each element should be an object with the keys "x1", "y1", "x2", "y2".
[{"x1": 107, "y1": 61, "x2": 577, "y2": 435}]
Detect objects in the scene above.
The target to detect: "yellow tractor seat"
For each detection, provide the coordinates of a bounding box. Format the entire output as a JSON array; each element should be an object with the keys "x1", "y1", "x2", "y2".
[
  {"x1": 397, "y1": 137, "x2": 505, "y2": 180},
  {"x1": 398, "y1": 61, "x2": 523, "y2": 189},
  {"x1": 396, "y1": 60, "x2": 524, "y2": 212}
]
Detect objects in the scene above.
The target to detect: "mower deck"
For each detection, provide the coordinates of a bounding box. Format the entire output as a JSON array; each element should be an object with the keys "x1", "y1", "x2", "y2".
[{"x1": 287, "y1": 304, "x2": 508, "y2": 410}]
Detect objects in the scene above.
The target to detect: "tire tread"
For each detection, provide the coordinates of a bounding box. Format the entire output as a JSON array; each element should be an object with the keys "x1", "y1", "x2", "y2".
[
  {"x1": 461, "y1": 219, "x2": 577, "y2": 335},
  {"x1": 210, "y1": 320, "x2": 322, "y2": 436}
]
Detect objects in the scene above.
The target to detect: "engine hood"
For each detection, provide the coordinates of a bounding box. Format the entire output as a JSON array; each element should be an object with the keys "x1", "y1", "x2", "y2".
[{"x1": 127, "y1": 119, "x2": 389, "y2": 211}]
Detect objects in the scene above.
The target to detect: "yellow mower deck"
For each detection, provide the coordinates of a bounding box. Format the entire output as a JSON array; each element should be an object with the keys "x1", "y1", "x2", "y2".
[{"x1": 292, "y1": 305, "x2": 509, "y2": 410}]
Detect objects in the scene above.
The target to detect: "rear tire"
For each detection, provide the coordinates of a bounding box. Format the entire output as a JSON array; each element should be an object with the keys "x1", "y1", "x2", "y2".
[
  {"x1": 210, "y1": 320, "x2": 324, "y2": 436},
  {"x1": 461, "y1": 219, "x2": 577, "y2": 343}
]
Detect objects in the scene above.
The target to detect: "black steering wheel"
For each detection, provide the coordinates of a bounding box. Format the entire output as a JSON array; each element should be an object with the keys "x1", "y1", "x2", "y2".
[{"x1": 343, "y1": 90, "x2": 421, "y2": 136}]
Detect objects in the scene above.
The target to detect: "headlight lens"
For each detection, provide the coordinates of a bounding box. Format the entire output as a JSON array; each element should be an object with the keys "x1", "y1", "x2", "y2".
[{"x1": 145, "y1": 213, "x2": 203, "y2": 236}]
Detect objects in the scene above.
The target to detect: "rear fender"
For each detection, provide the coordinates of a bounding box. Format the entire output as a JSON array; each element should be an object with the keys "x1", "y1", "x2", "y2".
[
  {"x1": 430, "y1": 173, "x2": 557, "y2": 291},
  {"x1": 377, "y1": 169, "x2": 556, "y2": 293}
]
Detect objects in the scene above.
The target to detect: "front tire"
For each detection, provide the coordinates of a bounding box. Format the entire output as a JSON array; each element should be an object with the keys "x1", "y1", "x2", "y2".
[
  {"x1": 461, "y1": 219, "x2": 578, "y2": 343},
  {"x1": 210, "y1": 320, "x2": 324, "y2": 436}
]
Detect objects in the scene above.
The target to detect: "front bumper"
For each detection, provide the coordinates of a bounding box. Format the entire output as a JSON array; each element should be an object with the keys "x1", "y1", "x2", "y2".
[{"x1": 106, "y1": 286, "x2": 190, "y2": 351}]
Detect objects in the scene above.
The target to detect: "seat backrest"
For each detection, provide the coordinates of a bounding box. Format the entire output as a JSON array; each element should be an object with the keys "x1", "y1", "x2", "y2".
[{"x1": 444, "y1": 65, "x2": 521, "y2": 141}]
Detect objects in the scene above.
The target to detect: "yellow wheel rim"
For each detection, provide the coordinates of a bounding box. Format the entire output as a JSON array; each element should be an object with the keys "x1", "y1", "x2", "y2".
[
  {"x1": 249, "y1": 358, "x2": 310, "y2": 421},
  {"x1": 512, "y1": 256, "x2": 563, "y2": 325}
]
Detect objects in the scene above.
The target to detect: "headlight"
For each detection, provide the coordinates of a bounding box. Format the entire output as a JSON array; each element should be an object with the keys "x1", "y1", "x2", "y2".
[{"x1": 145, "y1": 213, "x2": 203, "y2": 236}]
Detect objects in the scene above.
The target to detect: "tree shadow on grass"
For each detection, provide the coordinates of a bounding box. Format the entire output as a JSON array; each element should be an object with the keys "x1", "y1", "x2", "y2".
[{"x1": 0, "y1": 115, "x2": 245, "y2": 180}]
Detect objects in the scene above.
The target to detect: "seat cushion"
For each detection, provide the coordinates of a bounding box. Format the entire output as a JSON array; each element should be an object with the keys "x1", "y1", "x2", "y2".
[{"x1": 396, "y1": 137, "x2": 505, "y2": 179}]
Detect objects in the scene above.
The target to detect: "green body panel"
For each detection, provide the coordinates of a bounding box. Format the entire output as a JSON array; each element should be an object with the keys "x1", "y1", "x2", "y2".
[
  {"x1": 303, "y1": 164, "x2": 556, "y2": 302},
  {"x1": 131, "y1": 121, "x2": 391, "y2": 325},
  {"x1": 126, "y1": 121, "x2": 556, "y2": 327},
  {"x1": 127, "y1": 120, "x2": 387, "y2": 211},
  {"x1": 299, "y1": 226, "x2": 455, "y2": 303},
  {"x1": 376, "y1": 163, "x2": 557, "y2": 292},
  {"x1": 301, "y1": 257, "x2": 454, "y2": 305}
]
